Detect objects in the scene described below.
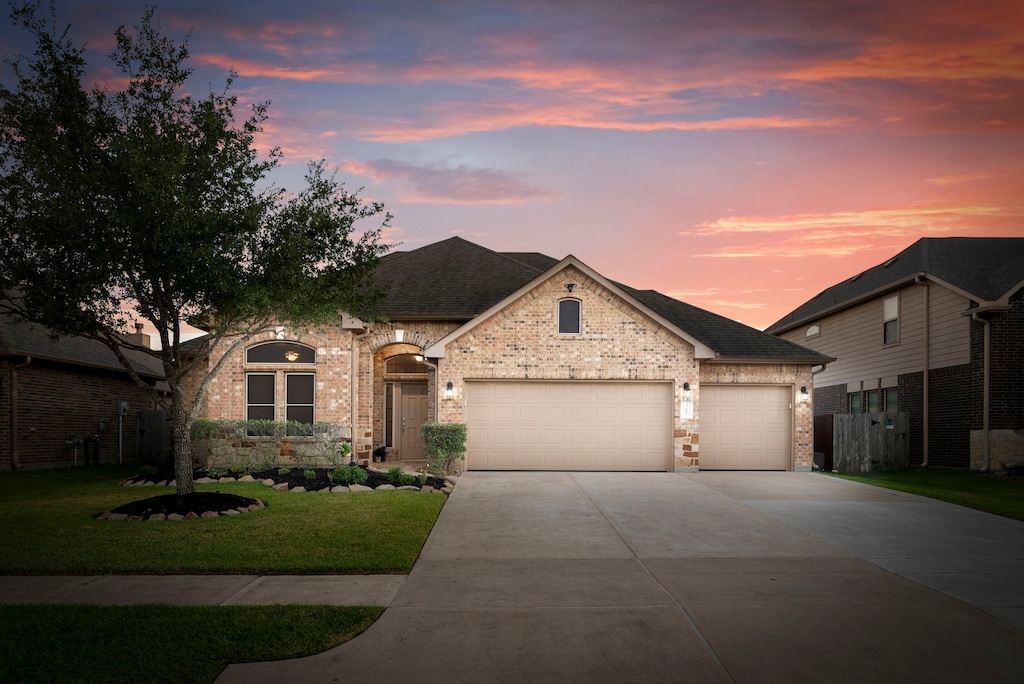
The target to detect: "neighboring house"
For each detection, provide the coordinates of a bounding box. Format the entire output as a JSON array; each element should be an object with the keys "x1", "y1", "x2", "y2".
[
  {"x1": 1, "y1": 318, "x2": 165, "y2": 469},
  {"x1": 196, "y1": 237, "x2": 830, "y2": 472},
  {"x1": 767, "y1": 237, "x2": 1024, "y2": 470}
]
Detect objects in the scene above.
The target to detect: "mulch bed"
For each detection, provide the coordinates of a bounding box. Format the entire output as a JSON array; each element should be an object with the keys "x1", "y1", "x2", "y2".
[{"x1": 107, "y1": 465, "x2": 447, "y2": 520}]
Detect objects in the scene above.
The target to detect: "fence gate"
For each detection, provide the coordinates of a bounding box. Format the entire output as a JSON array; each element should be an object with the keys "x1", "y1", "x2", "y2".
[
  {"x1": 831, "y1": 412, "x2": 909, "y2": 473},
  {"x1": 138, "y1": 409, "x2": 171, "y2": 467}
]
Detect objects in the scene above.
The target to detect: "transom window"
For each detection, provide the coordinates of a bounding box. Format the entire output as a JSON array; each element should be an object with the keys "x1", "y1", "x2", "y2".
[
  {"x1": 558, "y1": 298, "x2": 581, "y2": 335},
  {"x1": 246, "y1": 341, "x2": 316, "y2": 364},
  {"x1": 385, "y1": 354, "x2": 430, "y2": 375}
]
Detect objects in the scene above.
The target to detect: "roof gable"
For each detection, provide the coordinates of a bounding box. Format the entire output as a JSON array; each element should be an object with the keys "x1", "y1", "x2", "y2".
[{"x1": 767, "y1": 237, "x2": 1024, "y2": 334}]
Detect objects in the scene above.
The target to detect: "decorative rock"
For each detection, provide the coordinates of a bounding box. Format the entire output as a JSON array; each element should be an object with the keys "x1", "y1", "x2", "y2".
[
  {"x1": 149, "y1": 513, "x2": 166, "y2": 521},
  {"x1": 246, "y1": 504, "x2": 262, "y2": 512},
  {"x1": 167, "y1": 513, "x2": 184, "y2": 521},
  {"x1": 201, "y1": 511, "x2": 218, "y2": 518},
  {"x1": 331, "y1": 485, "x2": 349, "y2": 493},
  {"x1": 195, "y1": 477, "x2": 216, "y2": 484},
  {"x1": 95, "y1": 511, "x2": 111, "y2": 520},
  {"x1": 168, "y1": 480, "x2": 176, "y2": 488},
  {"x1": 143, "y1": 481, "x2": 156, "y2": 487},
  {"x1": 155, "y1": 480, "x2": 167, "y2": 487},
  {"x1": 251, "y1": 500, "x2": 266, "y2": 509},
  {"x1": 376, "y1": 484, "x2": 396, "y2": 491},
  {"x1": 272, "y1": 483, "x2": 289, "y2": 491},
  {"x1": 420, "y1": 486, "x2": 435, "y2": 494},
  {"x1": 128, "y1": 515, "x2": 143, "y2": 521},
  {"x1": 236, "y1": 506, "x2": 249, "y2": 514},
  {"x1": 291, "y1": 486, "x2": 307, "y2": 493},
  {"x1": 318, "y1": 487, "x2": 331, "y2": 493},
  {"x1": 130, "y1": 480, "x2": 145, "y2": 487},
  {"x1": 238, "y1": 474, "x2": 255, "y2": 482},
  {"x1": 348, "y1": 484, "x2": 373, "y2": 492},
  {"x1": 397, "y1": 485, "x2": 419, "y2": 491},
  {"x1": 221, "y1": 509, "x2": 240, "y2": 515},
  {"x1": 183, "y1": 512, "x2": 199, "y2": 520},
  {"x1": 445, "y1": 475, "x2": 460, "y2": 484},
  {"x1": 108, "y1": 513, "x2": 128, "y2": 521},
  {"x1": 218, "y1": 476, "x2": 237, "y2": 483},
  {"x1": 262, "y1": 479, "x2": 275, "y2": 486},
  {"x1": 442, "y1": 484, "x2": 454, "y2": 494}
]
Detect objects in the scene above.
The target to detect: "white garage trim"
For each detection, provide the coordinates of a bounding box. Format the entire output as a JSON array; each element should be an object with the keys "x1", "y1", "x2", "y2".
[
  {"x1": 465, "y1": 381, "x2": 673, "y2": 471},
  {"x1": 700, "y1": 385, "x2": 792, "y2": 470}
]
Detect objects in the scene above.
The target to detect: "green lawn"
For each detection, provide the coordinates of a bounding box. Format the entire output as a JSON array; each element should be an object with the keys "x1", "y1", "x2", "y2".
[
  {"x1": 0, "y1": 604, "x2": 383, "y2": 684},
  {"x1": 833, "y1": 468, "x2": 1024, "y2": 521},
  {"x1": 0, "y1": 466, "x2": 446, "y2": 574}
]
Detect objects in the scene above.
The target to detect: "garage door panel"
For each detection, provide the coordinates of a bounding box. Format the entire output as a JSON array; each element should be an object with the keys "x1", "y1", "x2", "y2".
[
  {"x1": 701, "y1": 385, "x2": 789, "y2": 470},
  {"x1": 466, "y1": 382, "x2": 670, "y2": 471}
]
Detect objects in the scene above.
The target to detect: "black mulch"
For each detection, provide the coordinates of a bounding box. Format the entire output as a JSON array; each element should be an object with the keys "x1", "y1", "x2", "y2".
[{"x1": 110, "y1": 492, "x2": 260, "y2": 519}]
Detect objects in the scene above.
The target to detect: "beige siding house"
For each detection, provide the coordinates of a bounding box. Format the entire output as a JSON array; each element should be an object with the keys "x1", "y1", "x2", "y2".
[
  {"x1": 767, "y1": 237, "x2": 1024, "y2": 470},
  {"x1": 196, "y1": 237, "x2": 829, "y2": 472}
]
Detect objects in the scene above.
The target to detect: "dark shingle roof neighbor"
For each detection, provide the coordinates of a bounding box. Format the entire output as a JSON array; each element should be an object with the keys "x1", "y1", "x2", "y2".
[
  {"x1": 766, "y1": 237, "x2": 1024, "y2": 334},
  {"x1": 0, "y1": 316, "x2": 164, "y2": 379},
  {"x1": 374, "y1": 236, "x2": 827, "y2": 362}
]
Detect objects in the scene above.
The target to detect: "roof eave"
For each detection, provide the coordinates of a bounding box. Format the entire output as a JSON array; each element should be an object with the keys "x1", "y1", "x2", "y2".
[{"x1": 702, "y1": 355, "x2": 835, "y2": 365}]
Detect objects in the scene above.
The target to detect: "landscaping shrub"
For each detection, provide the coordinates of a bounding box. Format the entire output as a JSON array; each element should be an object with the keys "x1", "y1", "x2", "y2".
[
  {"x1": 386, "y1": 466, "x2": 404, "y2": 483},
  {"x1": 420, "y1": 422, "x2": 467, "y2": 477},
  {"x1": 330, "y1": 466, "x2": 368, "y2": 486}
]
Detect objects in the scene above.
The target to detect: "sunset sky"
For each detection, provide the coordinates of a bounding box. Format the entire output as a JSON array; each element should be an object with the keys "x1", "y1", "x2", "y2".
[{"x1": 3, "y1": 0, "x2": 1021, "y2": 330}]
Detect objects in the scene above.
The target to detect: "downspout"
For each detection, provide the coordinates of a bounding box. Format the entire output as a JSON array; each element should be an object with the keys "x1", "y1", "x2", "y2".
[
  {"x1": 10, "y1": 356, "x2": 31, "y2": 469},
  {"x1": 350, "y1": 327, "x2": 371, "y2": 464},
  {"x1": 972, "y1": 313, "x2": 991, "y2": 471},
  {"x1": 916, "y1": 276, "x2": 930, "y2": 467}
]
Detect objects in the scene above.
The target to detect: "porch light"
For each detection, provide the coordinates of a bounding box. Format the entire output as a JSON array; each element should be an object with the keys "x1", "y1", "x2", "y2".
[
  {"x1": 682, "y1": 382, "x2": 691, "y2": 401},
  {"x1": 284, "y1": 350, "x2": 300, "y2": 362},
  {"x1": 446, "y1": 381, "x2": 454, "y2": 399},
  {"x1": 799, "y1": 386, "x2": 810, "y2": 403},
  {"x1": 414, "y1": 355, "x2": 424, "y2": 362}
]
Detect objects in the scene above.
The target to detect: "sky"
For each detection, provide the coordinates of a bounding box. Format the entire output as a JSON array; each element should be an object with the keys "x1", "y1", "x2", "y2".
[{"x1": 2, "y1": 0, "x2": 1022, "y2": 331}]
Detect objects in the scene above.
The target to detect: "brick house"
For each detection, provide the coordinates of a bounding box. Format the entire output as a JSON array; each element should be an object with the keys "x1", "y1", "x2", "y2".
[
  {"x1": 196, "y1": 237, "x2": 829, "y2": 472},
  {"x1": 1, "y1": 318, "x2": 164, "y2": 469},
  {"x1": 767, "y1": 237, "x2": 1024, "y2": 470}
]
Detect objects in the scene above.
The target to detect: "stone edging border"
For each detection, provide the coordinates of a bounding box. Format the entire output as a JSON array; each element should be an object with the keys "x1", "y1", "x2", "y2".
[
  {"x1": 96, "y1": 499, "x2": 265, "y2": 522},
  {"x1": 119, "y1": 471, "x2": 458, "y2": 495}
]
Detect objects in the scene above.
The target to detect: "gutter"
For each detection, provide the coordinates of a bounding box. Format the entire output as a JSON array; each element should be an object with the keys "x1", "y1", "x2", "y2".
[
  {"x1": 10, "y1": 356, "x2": 31, "y2": 469},
  {"x1": 916, "y1": 276, "x2": 930, "y2": 467}
]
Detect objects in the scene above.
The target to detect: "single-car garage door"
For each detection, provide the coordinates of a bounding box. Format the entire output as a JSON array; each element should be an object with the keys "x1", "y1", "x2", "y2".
[
  {"x1": 466, "y1": 381, "x2": 672, "y2": 471},
  {"x1": 700, "y1": 385, "x2": 790, "y2": 470}
]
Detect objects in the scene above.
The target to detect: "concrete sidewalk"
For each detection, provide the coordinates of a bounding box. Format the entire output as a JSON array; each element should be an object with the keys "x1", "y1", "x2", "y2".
[
  {"x1": 214, "y1": 471, "x2": 1024, "y2": 684},
  {"x1": 0, "y1": 574, "x2": 405, "y2": 606}
]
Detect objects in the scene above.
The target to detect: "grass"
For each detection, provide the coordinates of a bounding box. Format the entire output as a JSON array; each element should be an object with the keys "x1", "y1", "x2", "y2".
[
  {"x1": 833, "y1": 468, "x2": 1024, "y2": 521},
  {"x1": 0, "y1": 604, "x2": 383, "y2": 684},
  {"x1": 0, "y1": 466, "x2": 446, "y2": 574}
]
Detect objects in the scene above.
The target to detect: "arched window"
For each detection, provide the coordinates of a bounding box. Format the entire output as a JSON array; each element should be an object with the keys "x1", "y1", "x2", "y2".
[
  {"x1": 805, "y1": 324, "x2": 820, "y2": 339},
  {"x1": 558, "y1": 298, "x2": 581, "y2": 334},
  {"x1": 245, "y1": 341, "x2": 316, "y2": 364},
  {"x1": 385, "y1": 354, "x2": 430, "y2": 375}
]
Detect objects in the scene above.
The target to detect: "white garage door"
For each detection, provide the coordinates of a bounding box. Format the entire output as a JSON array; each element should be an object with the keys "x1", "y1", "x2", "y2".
[
  {"x1": 700, "y1": 385, "x2": 790, "y2": 470},
  {"x1": 465, "y1": 381, "x2": 672, "y2": 471}
]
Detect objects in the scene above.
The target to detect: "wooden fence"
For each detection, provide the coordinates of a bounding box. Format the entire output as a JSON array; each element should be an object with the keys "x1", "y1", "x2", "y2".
[{"x1": 816, "y1": 412, "x2": 909, "y2": 473}]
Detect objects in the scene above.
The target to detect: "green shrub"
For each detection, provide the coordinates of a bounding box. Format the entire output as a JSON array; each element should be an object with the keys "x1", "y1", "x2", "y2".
[
  {"x1": 330, "y1": 466, "x2": 368, "y2": 486},
  {"x1": 277, "y1": 467, "x2": 291, "y2": 476},
  {"x1": 303, "y1": 469, "x2": 316, "y2": 480},
  {"x1": 229, "y1": 464, "x2": 246, "y2": 474},
  {"x1": 420, "y1": 422, "x2": 467, "y2": 478},
  {"x1": 399, "y1": 473, "x2": 417, "y2": 486},
  {"x1": 386, "y1": 466, "x2": 404, "y2": 483}
]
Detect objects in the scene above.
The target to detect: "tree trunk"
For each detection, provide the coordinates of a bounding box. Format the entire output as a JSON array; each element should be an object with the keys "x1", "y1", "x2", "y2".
[{"x1": 170, "y1": 386, "x2": 195, "y2": 495}]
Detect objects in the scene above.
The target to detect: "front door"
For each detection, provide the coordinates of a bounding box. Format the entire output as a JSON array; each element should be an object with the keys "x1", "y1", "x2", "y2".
[{"x1": 399, "y1": 383, "x2": 428, "y2": 460}]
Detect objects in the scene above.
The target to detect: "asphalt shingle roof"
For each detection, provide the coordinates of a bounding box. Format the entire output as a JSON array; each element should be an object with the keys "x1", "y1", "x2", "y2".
[
  {"x1": 766, "y1": 237, "x2": 1024, "y2": 334},
  {"x1": 0, "y1": 316, "x2": 164, "y2": 378}
]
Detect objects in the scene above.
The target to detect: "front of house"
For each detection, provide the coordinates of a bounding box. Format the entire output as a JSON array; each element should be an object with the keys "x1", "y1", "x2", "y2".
[{"x1": 197, "y1": 237, "x2": 830, "y2": 472}]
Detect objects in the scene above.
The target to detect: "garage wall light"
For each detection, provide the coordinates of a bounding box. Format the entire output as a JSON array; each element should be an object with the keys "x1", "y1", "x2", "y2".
[
  {"x1": 682, "y1": 382, "x2": 691, "y2": 401},
  {"x1": 445, "y1": 381, "x2": 454, "y2": 399},
  {"x1": 799, "y1": 386, "x2": 810, "y2": 403}
]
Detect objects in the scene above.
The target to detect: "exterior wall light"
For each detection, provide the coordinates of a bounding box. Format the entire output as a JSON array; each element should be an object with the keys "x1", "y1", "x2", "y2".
[
  {"x1": 799, "y1": 386, "x2": 810, "y2": 403},
  {"x1": 682, "y1": 382, "x2": 691, "y2": 401},
  {"x1": 445, "y1": 381, "x2": 454, "y2": 399}
]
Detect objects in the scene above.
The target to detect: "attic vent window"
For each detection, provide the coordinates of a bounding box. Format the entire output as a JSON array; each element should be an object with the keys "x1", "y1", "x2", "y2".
[
  {"x1": 558, "y1": 298, "x2": 581, "y2": 335},
  {"x1": 806, "y1": 324, "x2": 820, "y2": 339}
]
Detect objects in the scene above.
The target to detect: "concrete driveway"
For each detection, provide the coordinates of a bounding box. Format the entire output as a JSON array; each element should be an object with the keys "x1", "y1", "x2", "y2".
[{"x1": 218, "y1": 472, "x2": 1024, "y2": 683}]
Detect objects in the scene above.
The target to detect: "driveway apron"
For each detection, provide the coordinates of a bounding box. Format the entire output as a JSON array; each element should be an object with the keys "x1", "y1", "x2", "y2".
[{"x1": 218, "y1": 472, "x2": 1024, "y2": 684}]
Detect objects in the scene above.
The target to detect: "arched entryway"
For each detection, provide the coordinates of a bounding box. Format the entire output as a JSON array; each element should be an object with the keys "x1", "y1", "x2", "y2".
[{"x1": 372, "y1": 344, "x2": 433, "y2": 463}]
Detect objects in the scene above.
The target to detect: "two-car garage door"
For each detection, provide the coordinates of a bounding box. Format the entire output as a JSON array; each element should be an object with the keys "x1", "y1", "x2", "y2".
[{"x1": 465, "y1": 381, "x2": 672, "y2": 471}]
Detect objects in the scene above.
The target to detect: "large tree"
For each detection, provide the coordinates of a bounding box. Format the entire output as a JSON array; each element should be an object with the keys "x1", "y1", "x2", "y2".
[{"x1": 0, "y1": 3, "x2": 389, "y2": 494}]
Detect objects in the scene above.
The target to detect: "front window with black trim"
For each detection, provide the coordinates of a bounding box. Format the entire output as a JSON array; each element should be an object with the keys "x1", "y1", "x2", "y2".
[{"x1": 558, "y1": 298, "x2": 581, "y2": 334}]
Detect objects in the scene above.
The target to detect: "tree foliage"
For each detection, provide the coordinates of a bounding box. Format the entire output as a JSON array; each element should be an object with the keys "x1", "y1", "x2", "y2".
[{"x1": 0, "y1": 3, "x2": 390, "y2": 493}]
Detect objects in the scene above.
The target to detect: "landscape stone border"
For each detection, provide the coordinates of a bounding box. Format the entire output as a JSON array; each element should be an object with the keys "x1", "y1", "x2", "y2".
[
  {"x1": 96, "y1": 499, "x2": 265, "y2": 522},
  {"x1": 119, "y1": 471, "x2": 457, "y2": 495}
]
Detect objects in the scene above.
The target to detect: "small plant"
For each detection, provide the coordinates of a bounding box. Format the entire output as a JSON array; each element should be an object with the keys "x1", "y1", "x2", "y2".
[
  {"x1": 417, "y1": 471, "x2": 428, "y2": 486},
  {"x1": 138, "y1": 465, "x2": 158, "y2": 476},
  {"x1": 386, "y1": 465, "x2": 404, "y2": 483},
  {"x1": 399, "y1": 473, "x2": 417, "y2": 486},
  {"x1": 206, "y1": 467, "x2": 226, "y2": 479},
  {"x1": 303, "y1": 469, "x2": 317, "y2": 480},
  {"x1": 229, "y1": 464, "x2": 246, "y2": 474},
  {"x1": 277, "y1": 467, "x2": 291, "y2": 476},
  {"x1": 330, "y1": 465, "x2": 368, "y2": 486}
]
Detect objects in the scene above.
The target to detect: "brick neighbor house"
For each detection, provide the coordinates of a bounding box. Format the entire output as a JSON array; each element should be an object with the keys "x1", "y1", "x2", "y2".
[
  {"x1": 1, "y1": 318, "x2": 165, "y2": 469},
  {"x1": 195, "y1": 237, "x2": 830, "y2": 472},
  {"x1": 767, "y1": 237, "x2": 1024, "y2": 470}
]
